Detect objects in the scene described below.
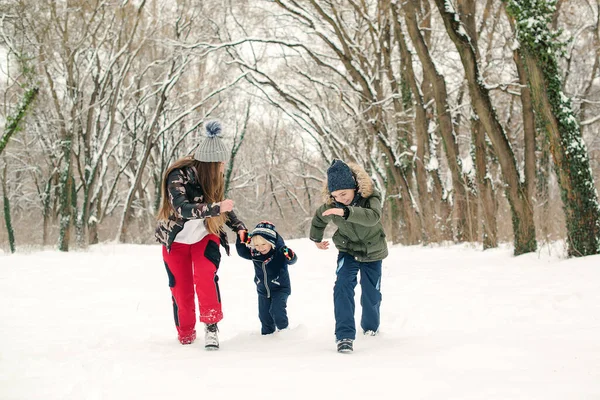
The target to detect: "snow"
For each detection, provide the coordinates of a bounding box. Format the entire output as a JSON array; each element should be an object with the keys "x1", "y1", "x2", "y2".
[
  {"x1": 461, "y1": 155, "x2": 474, "y2": 176},
  {"x1": 1, "y1": 240, "x2": 600, "y2": 399}
]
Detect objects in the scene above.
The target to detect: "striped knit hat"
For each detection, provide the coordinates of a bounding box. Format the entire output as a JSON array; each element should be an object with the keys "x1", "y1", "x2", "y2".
[
  {"x1": 251, "y1": 221, "x2": 277, "y2": 247},
  {"x1": 194, "y1": 120, "x2": 228, "y2": 162}
]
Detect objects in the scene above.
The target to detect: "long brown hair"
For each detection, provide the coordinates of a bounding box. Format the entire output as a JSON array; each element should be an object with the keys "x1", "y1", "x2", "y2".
[{"x1": 157, "y1": 156, "x2": 227, "y2": 235}]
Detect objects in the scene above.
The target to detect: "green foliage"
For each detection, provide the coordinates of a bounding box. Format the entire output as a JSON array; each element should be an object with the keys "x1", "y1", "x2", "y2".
[
  {"x1": 0, "y1": 87, "x2": 39, "y2": 155},
  {"x1": 506, "y1": 1, "x2": 565, "y2": 61}
]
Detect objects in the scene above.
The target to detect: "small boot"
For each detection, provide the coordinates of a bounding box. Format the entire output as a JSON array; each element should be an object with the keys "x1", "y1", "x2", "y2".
[
  {"x1": 204, "y1": 323, "x2": 219, "y2": 350},
  {"x1": 336, "y1": 338, "x2": 353, "y2": 353}
]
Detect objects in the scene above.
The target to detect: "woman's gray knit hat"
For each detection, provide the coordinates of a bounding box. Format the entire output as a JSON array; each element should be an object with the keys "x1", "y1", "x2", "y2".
[{"x1": 194, "y1": 120, "x2": 228, "y2": 162}]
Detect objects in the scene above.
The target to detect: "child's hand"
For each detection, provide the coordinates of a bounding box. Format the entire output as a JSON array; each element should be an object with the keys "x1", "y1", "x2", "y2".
[
  {"x1": 238, "y1": 229, "x2": 251, "y2": 244},
  {"x1": 322, "y1": 208, "x2": 344, "y2": 217},
  {"x1": 282, "y1": 246, "x2": 295, "y2": 260},
  {"x1": 220, "y1": 199, "x2": 235, "y2": 212},
  {"x1": 315, "y1": 240, "x2": 329, "y2": 250}
]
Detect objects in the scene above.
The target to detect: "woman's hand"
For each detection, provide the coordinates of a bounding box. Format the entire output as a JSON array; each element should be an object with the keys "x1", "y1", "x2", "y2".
[
  {"x1": 315, "y1": 240, "x2": 329, "y2": 250},
  {"x1": 220, "y1": 199, "x2": 234, "y2": 212},
  {"x1": 322, "y1": 208, "x2": 344, "y2": 217}
]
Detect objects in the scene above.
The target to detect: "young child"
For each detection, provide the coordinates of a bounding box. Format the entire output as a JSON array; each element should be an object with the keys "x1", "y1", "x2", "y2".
[
  {"x1": 236, "y1": 221, "x2": 298, "y2": 335},
  {"x1": 310, "y1": 159, "x2": 388, "y2": 353}
]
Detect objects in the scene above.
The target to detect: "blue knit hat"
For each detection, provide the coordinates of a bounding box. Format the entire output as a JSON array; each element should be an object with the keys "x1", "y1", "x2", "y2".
[
  {"x1": 251, "y1": 221, "x2": 277, "y2": 247},
  {"x1": 327, "y1": 159, "x2": 356, "y2": 193}
]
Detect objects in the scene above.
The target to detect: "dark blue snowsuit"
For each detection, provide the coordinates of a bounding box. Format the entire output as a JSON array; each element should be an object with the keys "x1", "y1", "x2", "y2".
[{"x1": 236, "y1": 235, "x2": 298, "y2": 334}]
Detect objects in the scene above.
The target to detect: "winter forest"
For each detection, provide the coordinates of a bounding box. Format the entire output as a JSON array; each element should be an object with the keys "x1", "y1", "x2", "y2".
[{"x1": 2, "y1": 0, "x2": 600, "y2": 257}]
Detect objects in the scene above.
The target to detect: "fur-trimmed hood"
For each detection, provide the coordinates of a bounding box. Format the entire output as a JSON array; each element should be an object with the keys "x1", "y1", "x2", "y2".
[{"x1": 323, "y1": 162, "x2": 374, "y2": 204}]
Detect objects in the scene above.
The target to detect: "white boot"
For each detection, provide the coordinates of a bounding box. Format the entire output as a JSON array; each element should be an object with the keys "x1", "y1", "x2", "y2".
[{"x1": 204, "y1": 323, "x2": 219, "y2": 350}]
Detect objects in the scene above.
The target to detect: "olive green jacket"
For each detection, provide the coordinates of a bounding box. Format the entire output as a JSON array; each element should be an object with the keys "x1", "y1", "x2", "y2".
[{"x1": 309, "y1": 162, "x2": 388, "y2": 262}]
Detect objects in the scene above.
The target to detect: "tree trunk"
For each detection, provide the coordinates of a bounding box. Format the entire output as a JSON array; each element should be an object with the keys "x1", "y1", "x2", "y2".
[
  {"x1": 41, "y1": 176, "x2": 54, "y2": 247},
  {"x1": 401, "y1": 1, "x2": 469, "y2": 242},
  {"x1": 524, "y1": 54, "x2": 600, "y2": 256},
  {"x1": 2, "y1": 164, "x2": 16, "y2": 253},
  {"x1": 537, "y1": 136, "x2": 552, "y2": 242},
  {"x1": 472, "y1": 118, "x2": 498, "y2": 249},
  {"x1": 458, "y1": 0, "x2": 498, "y2": 249},
  {"x1": 225, "y1": 103, "x2": 250, "y2": 196},
  {"x1": 463, "y1": 172, "x2": 479, "y2": 242},
  {"x1": 422, "y1": 88, "x2": 452, "y2": 241},
  {"x1": 0, "y1": 87, "x2": 39, "y2": 156},
  {"x1": 514, "y1": 51, "x2": 537, "y2": 202},
  {"x1": 434, "y1": 0, "x2": 537, "y2": 255},
  {"x1": 117, "y1": 64, "x2": 172, "y2": 243},
  {"x1": 57, "y1": 140, "x2": 74, "y2": 252},
  {"x1": 391, "y1": 3, "x2": 437, "y2": 244},
  {"x1": 382, "y1": 147, "x2": 421, "y2": 245},
  {"x1": 506, "y1": 1, "x2": 600, "y2": 256},
  {"x1": 388, "y1": 196, "x2": 403, "y2": 245}
]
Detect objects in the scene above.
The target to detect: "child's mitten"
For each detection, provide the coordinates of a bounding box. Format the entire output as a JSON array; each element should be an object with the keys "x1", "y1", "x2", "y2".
[
  {"x1": 282, "y1": 246, "x2": 295, "y2": 261},
  {"x1": 239, "y1": 229, "x2": 251, "y2": 245}
]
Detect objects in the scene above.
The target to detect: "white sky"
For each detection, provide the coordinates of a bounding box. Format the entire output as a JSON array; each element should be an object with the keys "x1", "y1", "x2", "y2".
[{"x1": 1, "y1": 239, "x2": 599, "y2": 400}]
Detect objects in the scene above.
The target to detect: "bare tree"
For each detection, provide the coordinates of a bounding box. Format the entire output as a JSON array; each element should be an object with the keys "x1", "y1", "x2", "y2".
[
  {"x1": 456, "y1": 0, "x2": 498, "y2": 249},
  {"x1": 433, "y1": 0, "x2": 537, "y2": 255},
  {"x1": 2, "y1": 0, "x2": 599, "y2": 252},
  {"x1": 401, "y1": 0, "x2": 470, "y2": 243}
]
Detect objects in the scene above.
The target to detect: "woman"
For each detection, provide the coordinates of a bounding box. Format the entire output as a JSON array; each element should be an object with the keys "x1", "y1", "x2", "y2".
[{"x1": 155, "y1": 120, "x2": 247, "y2": 350}]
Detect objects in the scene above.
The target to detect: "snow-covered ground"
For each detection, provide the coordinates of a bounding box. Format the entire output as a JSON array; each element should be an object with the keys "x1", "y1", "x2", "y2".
[{"x1": 1, "y1": 239, "x2": 599, "y2": 400}]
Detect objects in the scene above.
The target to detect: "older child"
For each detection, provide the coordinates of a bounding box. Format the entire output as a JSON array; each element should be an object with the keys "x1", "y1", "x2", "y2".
[
  {"x1": 155, "y1": 121, "x2": 247, "y2": 350},
  {"x1": 310, "y1": 159, "x2": 388, "y2": 353},
  {"x1": 236, "y1": 221, "x2": 298, "y2": 335}
]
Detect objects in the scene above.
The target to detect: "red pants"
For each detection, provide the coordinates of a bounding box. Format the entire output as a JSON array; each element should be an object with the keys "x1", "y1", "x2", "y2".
[{"x1": 162, "y1": 234, "x2": 223, "y2": 340}]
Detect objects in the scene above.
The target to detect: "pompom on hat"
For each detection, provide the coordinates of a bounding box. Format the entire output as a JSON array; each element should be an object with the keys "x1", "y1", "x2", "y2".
[
  {"x1": 327, "y1": 159, "x2": 356, "y2": 193},
  {"x1": 194, "y1": 120, "x2": 229, "y2": 162},
  {"x1": 250, "y1": 221, "x2": 278, "y2": 247}
]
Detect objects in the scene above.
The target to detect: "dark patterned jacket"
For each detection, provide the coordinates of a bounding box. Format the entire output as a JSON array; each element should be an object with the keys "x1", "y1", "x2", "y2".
[{"x1": 155, "y1": 166, "x2": 246, "y2": 254}]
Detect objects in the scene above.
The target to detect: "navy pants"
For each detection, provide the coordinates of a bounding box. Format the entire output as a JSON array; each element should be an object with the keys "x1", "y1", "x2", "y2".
[
  {"x1": 334, "y1": 252, "x2": 382, "y2": 341},
  {"x1": 258, "y1": 291, "x2": 289, "y2": 335}
]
